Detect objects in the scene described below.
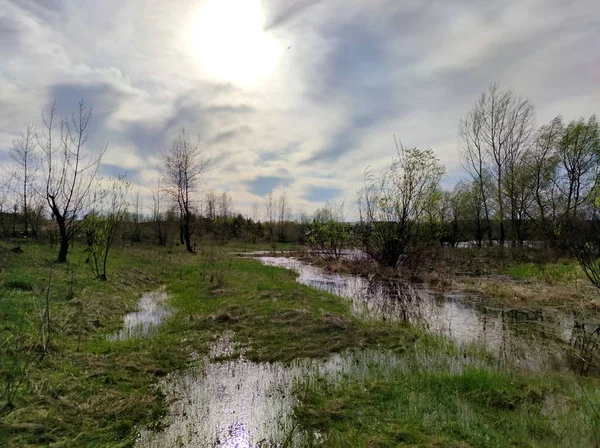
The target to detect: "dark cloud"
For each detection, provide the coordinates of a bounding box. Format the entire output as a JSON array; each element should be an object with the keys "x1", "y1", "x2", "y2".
[
  {"x1": 245, "y1": 175, "x2": 292, "y2": 196},
  {"x1": 0, "y1": 14, "x2": 23, "y2": 51},
  {"x1": 208, "y1": 127, "x2": 251, "y2": 145},
  {"x1": 303, "y1": 186, "x2": 342, "y2": 202},
  {"x1": 49, "y1": 81, "x2": 130, "y2": 122},
  {"x1": 303, "y1": 22, "x2": 404, "y2": 165},
  {"x1": 263, "y1": 0, "x2": 324, "y2": 31}
]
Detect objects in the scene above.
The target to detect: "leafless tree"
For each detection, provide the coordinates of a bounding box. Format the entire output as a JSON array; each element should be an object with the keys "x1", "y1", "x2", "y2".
[
  {"x1": 460, "y1": 83, "x2": 536, "y2": 246},
  {"x1": 264, "y1": 190, "x2": 276, "y2": 242},
  {"x1": 556, "y1": 115, "x2": 599, "y2": 222},
  {"x1": 459, "y1": 103, "x2": 493, "y2": 245},
  {"x1": 205, "y1": 189, "x2": 217, "y2": 221},
  {"x1": 131, "y1": 188, "x2": 142, "y2": 242},
  {"x1": 526, "y1": 117, "x2": 563, "y2": 238},
  {"x1": 39, "y1": 101, "x2": 105, "y2": 262},
  {"x1": 218, "y1": 191, "x2": 232, "y2": 218},
  {"x1": 277, "y1": 191, "x2": 291, "y2": 241},
  {"x1": 161, "y1": 129, "x2": 212, "y2": 253},
  {"x1": 9, "y1": 123, "x2": 38, "y2": 237},
  {"x1": 151, "y1": 180, "x2": 166, "y2": 245}
]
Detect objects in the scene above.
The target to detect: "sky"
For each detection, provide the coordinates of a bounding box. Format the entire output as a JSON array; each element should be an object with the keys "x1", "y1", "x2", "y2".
[{"x1": 1, "y1": 0, "x2": 599, "y2": 219}]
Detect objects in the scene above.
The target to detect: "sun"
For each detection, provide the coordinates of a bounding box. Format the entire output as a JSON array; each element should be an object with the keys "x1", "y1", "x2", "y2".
[{"x1": 188, "y1": 0, "x2": 281, "y2": 87}]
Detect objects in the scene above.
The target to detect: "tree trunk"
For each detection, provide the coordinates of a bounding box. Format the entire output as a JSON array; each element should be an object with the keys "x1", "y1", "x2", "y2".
[
  {"x1": 56, "y1": 216, "x2": 69, "y2": 263},
  {"x1": 182, "y1": 213, "x2": 194, "y2": 253},
  {"x1": 58, "y1": 236, "x2": 69, "y2": 263}
]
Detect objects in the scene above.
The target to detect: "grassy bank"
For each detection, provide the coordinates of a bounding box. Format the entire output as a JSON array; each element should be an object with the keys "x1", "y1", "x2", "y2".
[{"x1": 294, "y1": 360, "x2": 600, "y2": 447}]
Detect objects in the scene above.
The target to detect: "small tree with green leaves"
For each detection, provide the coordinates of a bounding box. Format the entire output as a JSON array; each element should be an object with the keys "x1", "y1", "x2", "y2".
[
  {"x1": 307, "y1": 202, "x2": 348, "y2": 260},
  {"x1": 84, "y1": 176, "x2": 130, "y2": 280},
  {"x1": 356, "y1": 139, "x2": 445, "y2": 267}
]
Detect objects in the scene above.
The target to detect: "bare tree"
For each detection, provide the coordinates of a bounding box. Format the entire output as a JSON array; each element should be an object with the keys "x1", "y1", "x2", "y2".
[
  {"x1": 277, "y1": 191, "x2": 291, "y2": 241},
  {"x1": 460, "y1": 83, "x2": 536, "y2": 246},
  {"x1": 9, "y1": 123, "x2": 38, "y2": 237},
  {"x1": 265, "y1": 190, "x2": 276, "y2": 243},
  {"x1": 459, "y1": 104, "x2": 493, "y2": 245},
  {"x1": 161, "y1": 129, "x2": 212, "y2": 253},
  {"x1": 40, "y1": 101, "x2": 105, "y2": 262},
  {"x1": 205, "y1": 189, "x2": 217, "y2": 221},
  {"x1": 218, "y1": 191, "x2": 232, "y2": 218},
  {"x1": 131, "y1": 188, "x2": 142, "y2": 242},
  {"x1": 556, "y1": 115, "x2": 599, "y2": 223},
  {"x1": 526, "y1": 117, "x2": 563, "y2": 239},
  {"x1": 151, "y1": 180, "x2": 166, "y2": 245}
]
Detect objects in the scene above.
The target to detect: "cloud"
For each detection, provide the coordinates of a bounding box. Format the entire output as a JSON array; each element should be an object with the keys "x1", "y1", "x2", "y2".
[
  {"x1": 0, "y1": 0, "x2": 599, "y2": 218},
  {"x1": 244, "y1": 175, "x2": 292, "y2": 196},
  {"x1": 263, "y1": 0, "x2": 324, "y2": 31},
  {"x1": 303, "y1": 186, "x2": 343, "y2": 202}
]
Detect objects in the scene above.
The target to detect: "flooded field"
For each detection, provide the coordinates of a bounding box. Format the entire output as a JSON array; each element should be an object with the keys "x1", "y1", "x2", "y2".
[
  {"x1": 136, "y1": 333, "x2": 401, "y2": 447},
  {"x1": 108, "y1": 287, "x2": 173, "y2": 341},
  {"x1": 135, "y1": 257, "x2": 599, "y2": 447},
  {"x1": 259, "y1": 256, "x2": 600, "y2": 375}
]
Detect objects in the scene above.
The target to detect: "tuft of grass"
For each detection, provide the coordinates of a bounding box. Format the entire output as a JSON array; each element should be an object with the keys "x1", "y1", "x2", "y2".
[{"x1": 2, "y1": 273, "x2": 37, "y2": 291}]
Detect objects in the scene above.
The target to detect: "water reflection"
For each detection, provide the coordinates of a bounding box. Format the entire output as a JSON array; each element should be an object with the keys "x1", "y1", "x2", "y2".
[
  {"x1": 258, "y1": 257, "x2": 600, "y2": 375},
  {"x1": 108, "y1": 287, "x2": 173, "y2": 341},
  {"x1": 136, "y1": 333, "x2": 399, "y2": 447}
]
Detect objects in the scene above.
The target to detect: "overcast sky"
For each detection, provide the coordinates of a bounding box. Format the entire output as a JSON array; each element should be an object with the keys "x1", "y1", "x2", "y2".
[{"x1": 1, "y1": 0, "x2": 599, "y2": 217}]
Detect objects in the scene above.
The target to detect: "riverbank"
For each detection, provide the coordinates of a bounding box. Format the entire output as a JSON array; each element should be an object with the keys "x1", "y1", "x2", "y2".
[
  {"x1": 1, "y1": 241, "x2": 599, "y2": 446},
  {"x1": 293, "y1": 246, "x2": 600, "y2": 311}
]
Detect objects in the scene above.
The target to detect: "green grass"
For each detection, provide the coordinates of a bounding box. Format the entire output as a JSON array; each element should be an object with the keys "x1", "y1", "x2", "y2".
[
  {"x1": 505, "y1": 261, "x2": 583, "y2": 284},
  {"x1": 294, "y1": 358, "x2": 600, "y2": 447}
]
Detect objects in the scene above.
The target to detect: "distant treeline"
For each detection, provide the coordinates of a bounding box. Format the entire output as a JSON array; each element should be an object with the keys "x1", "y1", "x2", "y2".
[{"x1": 1, "y1": 84, "x2": 599, "y2": 271}]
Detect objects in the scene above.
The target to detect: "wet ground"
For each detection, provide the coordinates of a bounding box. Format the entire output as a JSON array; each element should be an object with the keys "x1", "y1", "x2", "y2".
[
  {"x1": 136, "y1": 332, "x2": 401, "y2": 447},
  {"x1": 258, "y1": 256, "x2": 600, "y2": 376},
  {"x1": 133, "y1": 256, "x2": 599, "y2": 447},
  {"x1": 108, "y1": 287, "x2": 173, "y2": 341}
]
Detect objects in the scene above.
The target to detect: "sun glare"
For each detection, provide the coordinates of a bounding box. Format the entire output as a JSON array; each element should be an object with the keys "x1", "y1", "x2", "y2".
[{"x1": 189, "y1": 0, "x2": 281, "y2": 87}]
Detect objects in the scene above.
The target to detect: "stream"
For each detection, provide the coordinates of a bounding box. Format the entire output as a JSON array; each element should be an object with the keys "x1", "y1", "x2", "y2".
[{"x1": 258, "y1": 256, "x2": 600, "y2": 376}]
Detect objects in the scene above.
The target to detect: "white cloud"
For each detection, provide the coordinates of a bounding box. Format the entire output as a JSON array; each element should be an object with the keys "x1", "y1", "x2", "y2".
[{"x1": 1, "y1": 0, "x2": 599, "y2": 218}]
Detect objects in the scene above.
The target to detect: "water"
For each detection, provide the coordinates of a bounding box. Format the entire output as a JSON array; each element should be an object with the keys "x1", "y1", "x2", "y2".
[
  {"x1": 136, "y1": 333, "x2": 400, "y2": 447},
  {"x1": 108, "y1": 287, "x2": 173, "y2": 341},
  {"x1": 258, "y1": 257, "x2": 600, "y2": 375}
]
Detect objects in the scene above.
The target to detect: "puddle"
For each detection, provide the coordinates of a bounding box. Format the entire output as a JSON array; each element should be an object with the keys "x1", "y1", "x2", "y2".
[
  {"x1": 136, "y1": 333, "x2": 400, "y2": 447},
  {"x1": 258, "y1": 257, "x2": 600, "y2": 375},
  {"x1": 108, "y1": 287, "x2": 173, "y2": 341}
]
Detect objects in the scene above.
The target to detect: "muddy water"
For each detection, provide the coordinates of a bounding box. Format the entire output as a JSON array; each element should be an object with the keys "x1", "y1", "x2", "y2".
[
  {"x1": 108, "y1": 287, "x2": 173, "y2": 341},
  {"x1": 136, "y1": 333, "x2": 400, "y2": 447},
  {"x1": 258, "y1": 257, "x2": 600, "y2": 375}
]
